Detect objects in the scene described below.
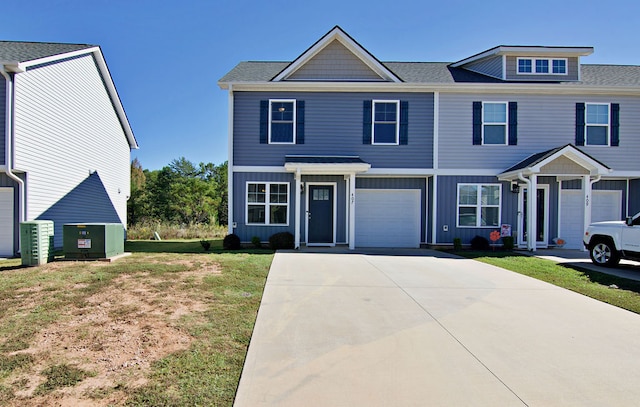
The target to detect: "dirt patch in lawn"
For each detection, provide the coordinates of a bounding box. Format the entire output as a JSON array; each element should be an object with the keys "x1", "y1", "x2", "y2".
[{"x1": 1, "y1": 258, "x2": 220, "y2": 406}]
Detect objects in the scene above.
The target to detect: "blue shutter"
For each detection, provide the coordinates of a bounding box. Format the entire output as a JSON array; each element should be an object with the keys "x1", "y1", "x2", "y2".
[
  {"x1": 508, "y1": 102, "x2": 517, "y2": 145},
  {"x1": 296, "y1": 101, "x2": 305, "y2": 144},
  {"x1": 399, "y1": 101, "x2": 409, "y2": 145},
  {"x1": 363, "y1": 100, "x2": 372, "y2": 144},
  {"x1": 575, "y1": 103, "x2": 585, "y2": 146},
  {"x1": 611, "y1": 103, "x2": 619, "y2": 147},
  {"x1": 260, "y1": 100, "x2": 268, "y2": 144},
  {"x1": 472, "y1": 102, "x2": 482, "y2": 145}
]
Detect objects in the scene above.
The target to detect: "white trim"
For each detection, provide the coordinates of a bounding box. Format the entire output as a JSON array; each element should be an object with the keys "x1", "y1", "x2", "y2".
[
  {"x1": 245, "y1": 182, "x2": 290, "y2": 226},
  {"x1": 433, "y1": 91, "x2": 439, "y2": 170},
  {"x1": 501, "y1": 55, "x2": 507, "y2": 80},
  {"x1": 585, "y1": 102, "x2": 611, "y2": 146},
  {"x1": 450, "y1": 46, "x2": 593, "y2": 68},
  {"x1": 518, "y1": 183, "x2": 550, "y2": 249},
  {"x1": 456, "y1": 183, "x2": 502, "y2": 228},
  {"x1": 233, "y1": 166, "x2": 287, "y2": 173},
  {"x1": 371, "y1": 99, "x2": 400, "y2": 145},
  {"x1": 481, "y1": 101, "x2": 508, "y2": 145},
  {"x1": 431, "y1": 175, "x2": 438, "y2": 245},
  {"x1": 349, "y1": 174, "x2": 356, "y2": 250},
  {"x1": 305, "y1": 182, "x2": 337, "y2": 246},
  {"x1": 284, "y1": 162, "x2": 371, "y2": 175},
  {"x1": 268, "y1": 99, "x2": 296, "y2": 144},
  {"x1": 516, "y1": 57, "x2": 568, "y2": 75}
]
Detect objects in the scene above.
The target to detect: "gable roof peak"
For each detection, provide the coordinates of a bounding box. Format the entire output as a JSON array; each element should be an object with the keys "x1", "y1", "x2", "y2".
[{"x1": 271, "y1": 26, "x2": 402, "y2": 83}]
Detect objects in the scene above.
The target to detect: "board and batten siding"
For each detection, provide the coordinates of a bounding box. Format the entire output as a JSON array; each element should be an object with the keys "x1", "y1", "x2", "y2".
[
  {"x1": 464, "y1": 56, "x2": 503, "y2": 79},
  {"x1": 233, "y1": 92, "x2": 434, "y2": 169},
  {"x1": 13, "y1": 54, "x2": 131, "y2": 247},
  {"x1": 438, "y1": 93, "x2": 640, "y2": 172},
  {"x1": 232, "y1": 172, "x2": 295, "y2": 242}
]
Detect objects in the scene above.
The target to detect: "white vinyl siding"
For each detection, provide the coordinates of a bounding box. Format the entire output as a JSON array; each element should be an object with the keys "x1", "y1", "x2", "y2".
[
  {"x1": 355, "y1": 189, "x2": 420, "y2": 248},
  {"x1": 0, "y1": 188, "x2": 13, "y2": 256},
  {"x1": 13, "y1": 54, "x2": 131, "y2": 246}
]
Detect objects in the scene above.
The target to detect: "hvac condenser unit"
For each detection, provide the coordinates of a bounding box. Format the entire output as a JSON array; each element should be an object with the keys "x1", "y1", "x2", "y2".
[
  {"x1": 20, "y1": 220, "x2": 55, "y2": 266},
  {"x1": 63, "y1": 223, "x2": 124, "y2": 259}
]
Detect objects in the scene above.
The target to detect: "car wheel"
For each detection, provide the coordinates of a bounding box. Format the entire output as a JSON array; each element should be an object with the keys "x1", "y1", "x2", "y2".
[{"x1": 589, "y1": 239, "x2": 621, "y2": 267}]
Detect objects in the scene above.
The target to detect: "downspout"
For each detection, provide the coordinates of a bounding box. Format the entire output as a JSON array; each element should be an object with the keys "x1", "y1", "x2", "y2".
[
  {"x1": 1, "y1": 67, "x2": 26, "y2": 239},
  {"x1": 517, "y1": 172, "x2": 532, "y2": 250}
]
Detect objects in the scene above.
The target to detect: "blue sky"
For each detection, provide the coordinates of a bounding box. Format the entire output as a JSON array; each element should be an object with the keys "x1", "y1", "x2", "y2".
[{"x1": 2, "y1": 0, "x2": 639, "y2": 170}]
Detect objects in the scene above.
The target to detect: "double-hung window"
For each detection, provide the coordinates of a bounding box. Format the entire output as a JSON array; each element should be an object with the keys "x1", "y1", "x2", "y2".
[
  {"x1": 372, "y1": 100, "x2": 399, "y2": 144},
  {"x1": 482, "y1": 102, "x2": 507, "y2": 145},
  {"x1": 457, "y1": 184, "x2": 501, "y2": 228},
  {"x1": 517, "y1": 58, "x2": 567, "y2": 75},
  {"x1": 585, "y1": 103, "x2": 610, "y2": 145},
  {"x1": 246, "y1": 182, "x2": 289, "y2": 225},
  {"x1": 269, "y1": 99, "x2": 296, "y2": 144}
]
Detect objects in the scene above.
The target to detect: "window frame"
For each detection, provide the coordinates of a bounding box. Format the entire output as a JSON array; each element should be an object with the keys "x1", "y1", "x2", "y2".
[
  {"x1": 371, "y1": 99, "x2": 400, "y2": 145},
  {"x1": 517, "y1": 57, "x2": 568, "y2": 75},
  {"x1": 245, "y1": 182, "x2": 290, "y2": 226},
  {"x1": 456, "y1": 183, "x2": 502, "y2": 228},
  {"x1": 268, "y1": 99, "x2": 297, "y2": 144},
  {"x1": 482, "y1": 101, "x2": 508, "y2": 145},
  {"x1": 585, "y1": 103, "x2": 611, "y2": 146}
]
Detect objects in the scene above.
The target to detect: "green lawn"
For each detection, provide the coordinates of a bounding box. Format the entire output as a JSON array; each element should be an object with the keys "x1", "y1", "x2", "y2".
[{"x1": 456, "y1": 251, "x2": 640, "y2": 314}]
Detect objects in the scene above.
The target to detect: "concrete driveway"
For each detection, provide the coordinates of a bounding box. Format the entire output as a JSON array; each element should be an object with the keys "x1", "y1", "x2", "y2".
[{"x1": 234, "y1": 250, "x2": 640, "y2": 406}]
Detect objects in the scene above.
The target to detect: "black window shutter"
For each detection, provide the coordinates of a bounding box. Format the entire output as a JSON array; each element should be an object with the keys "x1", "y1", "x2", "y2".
[
  {"x1": 259, "y1": 100, "x2": 268, "y2": 144},
  {"x1": 296, "y1": 101, "x2": 305, "y2": 144},
  {"x1": 399, "y1": 101, "x2": 409, "y2": 145},
  {"x1": 611, "y1": 103, "x2": 619, "y2": 146},
  {"x1": 575, "y1": 103, "x2": 585, "y2": 146},
  {"x1": 472, "y1": 102, "x2": 482, "y2": 145},
  {"x1": 363, "y1": 100, "x2": 372, "y2": 144},
  {"x1": 508, "y1": 102, "x2": 518, "y2": 145}
]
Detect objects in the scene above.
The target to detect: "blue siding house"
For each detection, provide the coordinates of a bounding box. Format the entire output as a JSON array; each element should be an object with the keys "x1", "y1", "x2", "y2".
[
  {"x1": 0, "y1": 41, "x2": 137, "y2": 256},
  {"x1": 218, "y1": 26, "x2": 640, "y2": 251}
]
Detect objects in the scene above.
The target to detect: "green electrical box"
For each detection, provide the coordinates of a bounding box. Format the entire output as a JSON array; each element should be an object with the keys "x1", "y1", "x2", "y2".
[
  {"x1": 63, "y1": 223, "x2": 124, "y2": 259},
  {"x1": 20, "y1": 220, "x2": 55, "y2": 266}
]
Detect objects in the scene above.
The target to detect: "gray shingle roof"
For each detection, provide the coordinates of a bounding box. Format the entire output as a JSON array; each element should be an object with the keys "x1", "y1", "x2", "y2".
[
  {"x1": 0, "y1": 41, "x2": 95, "y2": 63},
  {"x1": 219, "y1": 61, "x2": 640, "y2": 87}
]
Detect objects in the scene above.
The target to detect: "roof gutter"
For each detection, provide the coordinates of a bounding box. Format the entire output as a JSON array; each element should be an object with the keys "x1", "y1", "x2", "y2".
[{"x1": 1, "y1": 65, "x2": 26, "y2": 233}]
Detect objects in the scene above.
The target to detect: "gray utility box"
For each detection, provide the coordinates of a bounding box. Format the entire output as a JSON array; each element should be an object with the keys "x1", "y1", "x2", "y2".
[
  {"x1": 63, "y1": 223, "x2": 124, "y2": 259},
  {"x1": 20, "y1": 220, "x2": 55, "y2": 266}
]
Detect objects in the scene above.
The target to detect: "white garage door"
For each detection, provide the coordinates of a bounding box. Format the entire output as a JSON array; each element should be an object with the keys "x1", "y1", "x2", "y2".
[
  {"x1": 560, "y1": 190, "x2": 621, "y2": 249},
  {"x1": 0, "y1": 188, "x2": 14, "y2": 256},
  {"x1": 355, "y1": 189, "x2": 420, "y2": 248}
]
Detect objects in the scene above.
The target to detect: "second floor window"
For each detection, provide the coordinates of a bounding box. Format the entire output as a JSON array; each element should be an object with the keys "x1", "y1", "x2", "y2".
[
  {"x1": 269, "y1": 100, "x2": 296, "y2": 143},
  {"x1": 585, "y1": 103, "x2": 610, "y2": 145},
  {"x1": 372, "y1": 100, "x2": 400, "y2": 144},
  {"x1": 483, "y1": 102, "x2": 507, "y2": 145}
]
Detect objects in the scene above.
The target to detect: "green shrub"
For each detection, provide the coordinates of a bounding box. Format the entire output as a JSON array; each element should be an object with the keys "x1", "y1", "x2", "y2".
[
  {"x1": 502, "y1": 236, "x2": 514, "y2": 250},
  {"x1": 200, "y1": 240, "x2": 211, "y2": 251},
  {"x1": 453, "y1": 238, "x2": 462, "y2": 251},
  {"x1": 222, "y1": 234, "x2": 241, "y2": 250},
  {"x1": 251, "y1": 236, "x2": 262, "y2": 249},
  {"x1": 269, "y1": 232, "x2": 294, "y2": 250},
  {"x1": 470, "y1": 235, "x2": 490, "y2": 250}
]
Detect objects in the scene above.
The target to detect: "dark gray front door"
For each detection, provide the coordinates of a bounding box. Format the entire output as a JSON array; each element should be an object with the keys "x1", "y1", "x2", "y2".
[{"x1": 308, "y1": 185, "x2": 334, "y2": 244}]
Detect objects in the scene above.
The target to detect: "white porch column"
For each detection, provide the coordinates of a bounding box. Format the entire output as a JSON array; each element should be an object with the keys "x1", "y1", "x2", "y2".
[
  {"x1": 528, "y1": 174, "x2": 538, "y2": 251},
  {"x1": 349, "y1": 173, "x2": 356, "y2": 250},
  {"x1": 583, "y1": 175, "x2": 592, "y2": 251},
  {"x1": 294, "y1": 169, "x2": 301, "y2": 249}
]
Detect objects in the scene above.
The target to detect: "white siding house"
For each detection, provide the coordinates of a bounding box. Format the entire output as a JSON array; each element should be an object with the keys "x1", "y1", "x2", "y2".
[{"x1": 0, "y1": 41, "x2": 137, "y2": 255}]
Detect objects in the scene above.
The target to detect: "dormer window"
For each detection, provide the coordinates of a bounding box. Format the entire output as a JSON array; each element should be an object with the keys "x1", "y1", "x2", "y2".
[{"x1": 517, "y1": 58, "x2": 567, "y2": 75}]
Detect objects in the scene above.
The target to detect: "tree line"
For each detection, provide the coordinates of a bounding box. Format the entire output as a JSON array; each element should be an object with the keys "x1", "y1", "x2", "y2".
[{"x1": 128, "y1": 157, "x2": 228, "y2": 226}]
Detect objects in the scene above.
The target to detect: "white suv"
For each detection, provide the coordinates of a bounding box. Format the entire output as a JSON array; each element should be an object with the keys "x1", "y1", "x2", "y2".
[{"x1": 583, "y1": 212, "x2": 640, "y2": 267}]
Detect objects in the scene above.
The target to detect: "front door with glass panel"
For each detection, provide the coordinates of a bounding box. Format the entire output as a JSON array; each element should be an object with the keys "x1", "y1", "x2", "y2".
[
  {"x1": 519, "y1": 186, "x2": 549, "y2": 247},
  {"x1": 307, "y1": 184, "x2": 335, "y2": 245}
]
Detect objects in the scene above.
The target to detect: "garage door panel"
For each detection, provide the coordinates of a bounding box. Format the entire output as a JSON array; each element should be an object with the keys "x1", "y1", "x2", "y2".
[
  {"x1": 355, "y1": 189, "x2": 420, "y2": 248},
  {"x1": 0, "y1": 188, "x2": 14, "y2": 256},
  {"x1": 560, "y1": 190, "x2": 621, "y2": 250}
]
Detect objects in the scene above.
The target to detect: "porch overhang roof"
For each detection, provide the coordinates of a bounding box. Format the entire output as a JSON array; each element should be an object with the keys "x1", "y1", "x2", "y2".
[
  {"x1": 284, "y1": 155, "x2": 371, "y2": 175},
  {"x1": 498, "y1": 144, "x2": 611, "y2": 181}
]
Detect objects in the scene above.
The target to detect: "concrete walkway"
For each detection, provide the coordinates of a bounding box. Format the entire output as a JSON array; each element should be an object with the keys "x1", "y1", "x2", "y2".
[{"x1": 235, "y1": 250, "x2": 640, "y2": 406}]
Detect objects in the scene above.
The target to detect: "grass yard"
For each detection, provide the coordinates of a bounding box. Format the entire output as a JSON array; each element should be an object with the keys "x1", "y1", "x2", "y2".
[
  {"x1": 0, "y1": 240, "x2": 273, "y2": 406},
  {"x1": 457, "y1": 251, "x2": 640, "y2": 314}
]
